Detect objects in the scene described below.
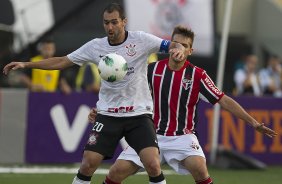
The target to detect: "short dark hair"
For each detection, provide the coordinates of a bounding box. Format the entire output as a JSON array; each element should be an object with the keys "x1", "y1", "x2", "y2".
[
  {"x1": 103, "y1": 3, "x2": 126, "y2": 20},
  {"x1": 171, "y1": 25, "x2": 195, "y2": 47}
]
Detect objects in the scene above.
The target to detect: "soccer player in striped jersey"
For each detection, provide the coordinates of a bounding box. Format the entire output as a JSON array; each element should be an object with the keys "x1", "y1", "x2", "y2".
[{"x1": 97, "y1": 26, "x2": 277, "y2": 184}]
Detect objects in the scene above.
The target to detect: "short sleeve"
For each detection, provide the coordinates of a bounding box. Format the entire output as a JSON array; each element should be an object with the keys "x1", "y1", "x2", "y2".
[
  {"x1": 199, "y1": 71, "x2": 224, "y2": 104},
  {"x1": 67, "y1": 39, "x2": 99, "y2": 66},
  {"x1": 139, "y1": 32, "x2": 170, "y2": 54}
]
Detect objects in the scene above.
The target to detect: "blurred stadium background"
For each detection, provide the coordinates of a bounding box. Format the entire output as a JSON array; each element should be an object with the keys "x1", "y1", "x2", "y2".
[{"x1": 0, "y1": 0, "x2": 282, "y2": 183}]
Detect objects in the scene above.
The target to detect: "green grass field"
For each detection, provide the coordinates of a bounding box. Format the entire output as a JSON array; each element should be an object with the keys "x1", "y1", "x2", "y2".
[{"x1": 1, "y1": 165, "x2": 282, "y2": 184}]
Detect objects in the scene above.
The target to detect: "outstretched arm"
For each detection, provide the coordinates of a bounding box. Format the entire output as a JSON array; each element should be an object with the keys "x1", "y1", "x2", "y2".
[
  {"x1": 3, "y1": 56, "x2": 74, "y2": 75},
  {"x1": 218, "y1": 95, "x2": 277, "y2": 138}
]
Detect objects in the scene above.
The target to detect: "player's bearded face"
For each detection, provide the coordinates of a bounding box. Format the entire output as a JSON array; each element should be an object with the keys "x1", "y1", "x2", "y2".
[{"x1": 103, "y1": 11, "x2": 126, "y2": 44}]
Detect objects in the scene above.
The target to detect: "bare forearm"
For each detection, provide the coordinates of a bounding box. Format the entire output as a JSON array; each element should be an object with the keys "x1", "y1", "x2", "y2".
[
  {"x1": 218, "y1": 95, "x2": 258, "y2": 128},
  {"x1": 25, "y1": 56, "x2": 74, "y2": 70},
  {"x1": 218, "y1": 95, "x2": 277, "y2": 138}
]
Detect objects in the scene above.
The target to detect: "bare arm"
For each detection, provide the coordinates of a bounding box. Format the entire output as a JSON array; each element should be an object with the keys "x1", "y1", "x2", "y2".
[
  {"x1": 3, "y1": 56, "x2": 74, "y2": 75},
  {"x1": 218, "y1": 95, "x2": 277, "y2": 138}
]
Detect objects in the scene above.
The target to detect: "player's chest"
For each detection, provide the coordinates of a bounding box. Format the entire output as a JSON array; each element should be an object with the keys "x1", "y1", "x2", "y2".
[{"x1": 96, "y1": 43, "x2": 146, "y2": 64}]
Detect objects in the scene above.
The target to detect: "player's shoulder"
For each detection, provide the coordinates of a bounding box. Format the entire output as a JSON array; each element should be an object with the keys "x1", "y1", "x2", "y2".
[
  {"x1": 79, "y1": 37, "x2": 108, "y2": 51},
  {"x1": 148, "y1": 59, "x2": 167, "y2": 69},
  {"x1": 128, "y1": 30, "x2": 156, "y2": 39},
  {"x1": 148, "y1": 60, "x2": 158, "y2": 69},
  {"x1": 188, "y1": 62, "x2": 205, "y2": 74},
  {"x1": 128, "y1": 30, "x2": 146, "y2": 36},
  {"x1": 186, "y1": 61, "x2": 207, "y2": 77},
  {"x1": 90, "y1": 37, "x2": 107, "y2": 44}
]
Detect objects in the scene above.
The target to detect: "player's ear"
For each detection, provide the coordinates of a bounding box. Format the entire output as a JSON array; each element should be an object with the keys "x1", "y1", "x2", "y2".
[
  {"x1": 123, "y1": 18, "x2": 127, "y2": 25},
  {"x1": 188, "y1": 48, "x2": 194, "y2": 56}
]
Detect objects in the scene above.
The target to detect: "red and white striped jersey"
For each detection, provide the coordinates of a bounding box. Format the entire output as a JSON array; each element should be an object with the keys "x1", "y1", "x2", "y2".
[{"x1": 148, "y1": 59, "x2": 224, "y2": 136}]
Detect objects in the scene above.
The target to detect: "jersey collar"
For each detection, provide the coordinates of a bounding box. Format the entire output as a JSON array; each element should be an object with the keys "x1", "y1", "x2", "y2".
[{"x1": 108, "y1": 31, "x2": 128, "y2": 46}]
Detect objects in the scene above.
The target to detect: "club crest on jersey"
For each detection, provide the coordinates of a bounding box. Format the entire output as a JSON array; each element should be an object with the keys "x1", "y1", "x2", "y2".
[
  {"x1": 125, "y1": 44, "x2": 136, "y2": 56},
  {"x1": 182, "y1": 78, "x2": 192, "y2": 90},
  {"x1": 88, "y1": 133, "x2": 99, "y2": 145}
]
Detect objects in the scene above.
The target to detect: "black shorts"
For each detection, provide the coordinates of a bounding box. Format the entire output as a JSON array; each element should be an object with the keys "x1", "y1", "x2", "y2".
[{"x1": 84, "y1": 114, "x2": 158, "y2": 159}]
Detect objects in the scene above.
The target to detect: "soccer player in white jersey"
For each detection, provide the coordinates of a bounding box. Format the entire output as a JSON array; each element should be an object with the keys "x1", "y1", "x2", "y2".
[
  {"x1": 89, "y1": 26, "x2": 277, "y2": 184},
  {"x1": 3, "y1": 3, "x2": 186, "y2": 184}
]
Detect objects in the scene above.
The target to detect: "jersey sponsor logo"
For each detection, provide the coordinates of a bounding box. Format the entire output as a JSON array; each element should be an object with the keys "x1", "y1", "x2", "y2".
[
  {"x1": 108, "y1": 106, "x2": 134, "y2": 113},
  {"x1": 126, "y1": 66, "x2": 135, "y2": 76},
  {"x1": 125, "y1": 44, "x2": 136, "y2": 56},
  {"x1": 204, "y1": 77, "x2": 222, "y2": 95}
]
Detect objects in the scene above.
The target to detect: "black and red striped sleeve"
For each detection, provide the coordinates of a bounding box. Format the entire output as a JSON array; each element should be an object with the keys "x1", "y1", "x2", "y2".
[{"x1": 199, "y1": 70, "x2": 224, "y2": 104}]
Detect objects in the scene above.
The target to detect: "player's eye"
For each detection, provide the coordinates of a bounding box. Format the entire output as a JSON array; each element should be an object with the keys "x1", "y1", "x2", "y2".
[
  {"x1": 182, "y1": 44, "x2": 189, "y2": 48},
  {"x1": 111, "y1": 20, "x2": 118, "y2": 25},
  {"x1": 172, "y1": 41, "x2": 189, "y2": 49}
]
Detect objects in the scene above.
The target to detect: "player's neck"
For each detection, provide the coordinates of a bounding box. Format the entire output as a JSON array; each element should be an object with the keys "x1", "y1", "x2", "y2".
[{"x1": 109, "y1": 31, "x2": 127, "y2": 45}]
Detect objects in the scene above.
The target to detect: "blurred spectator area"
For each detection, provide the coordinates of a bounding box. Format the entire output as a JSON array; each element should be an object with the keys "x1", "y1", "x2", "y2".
[
  {"x1": 215, "y1": 0, "x2": 282, "y2": 93},
  {"x1": 0, "y1": 0, "x2": 122, "y2": 88}
]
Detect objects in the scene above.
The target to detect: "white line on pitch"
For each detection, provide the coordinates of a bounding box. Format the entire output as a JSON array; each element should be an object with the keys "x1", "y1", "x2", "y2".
[{"x1": 0, "y1": 167, "x2": 178, "y2": 175}]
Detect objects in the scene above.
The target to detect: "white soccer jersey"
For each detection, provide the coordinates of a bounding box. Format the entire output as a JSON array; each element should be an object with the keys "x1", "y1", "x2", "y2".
[{"x1": 67, "y1": 31, "x2": 168, "y2": 117}]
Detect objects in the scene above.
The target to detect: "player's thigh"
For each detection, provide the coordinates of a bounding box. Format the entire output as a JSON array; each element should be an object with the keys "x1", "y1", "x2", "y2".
[
  {"x1": 159, "y1": 134, "x2": 206, "y2": 175},
  {"x1": 124, "y1": 114, "x2": 158, "y2": 154},
  {"x1": 182, "y1": 155, "x2": 209, "y2": 180},
  {"x1": 85, "y1": 114, "x2": 124, "y2": 159}
]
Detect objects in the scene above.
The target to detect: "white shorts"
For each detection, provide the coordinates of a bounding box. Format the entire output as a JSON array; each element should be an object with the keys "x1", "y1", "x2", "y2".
[{"x1": 117, "y1": 134, "x2": 206, "y2": 175}]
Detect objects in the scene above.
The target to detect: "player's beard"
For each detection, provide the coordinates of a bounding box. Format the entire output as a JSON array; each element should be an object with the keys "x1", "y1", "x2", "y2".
[
  {"x1": 108, "y1": 32, "x2": 115, "y2": 40},
  {"x1": 107, "y1": 29, "x2": 125, "y2": 44}
]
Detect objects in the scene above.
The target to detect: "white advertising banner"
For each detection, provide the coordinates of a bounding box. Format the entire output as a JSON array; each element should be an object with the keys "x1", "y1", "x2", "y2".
[{"x1": 125, "y1": 0, "x2": 214, "y2": 56}]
